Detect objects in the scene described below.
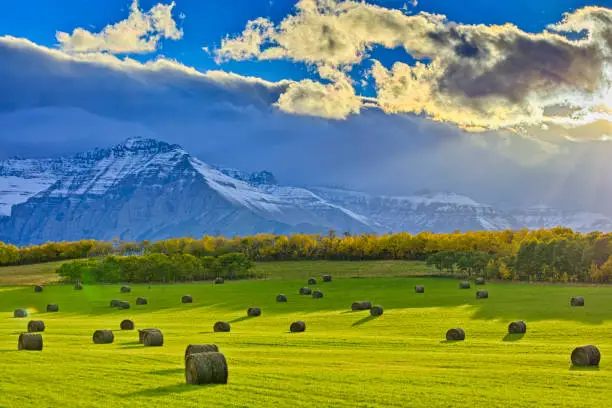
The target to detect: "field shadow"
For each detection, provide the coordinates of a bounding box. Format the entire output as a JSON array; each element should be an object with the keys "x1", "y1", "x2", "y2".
[
  {"x1": 340, "y1": 310, "x2": 361, "y2": 315},
  {"x1": 503, "y1": 333, "x2": 525, "y2": 342},
  {"x1": 569, "y1": 365, "x2": 600, "y2": 371},
  {"x1": 352, "y1": 315, "x2": 377, "y2": 327},
  {"x1": 149, "y1": 368, "x2": 184, "y2": 376},
  {"x1": 121, "y1": 382, "x2": 219, "y2": 397},
  {"x1": 119, "y1": 341, "x2": 141, "y2": 346},
  {"x1": 228, "y1": 316, "x2": 252, "y2": 324}
]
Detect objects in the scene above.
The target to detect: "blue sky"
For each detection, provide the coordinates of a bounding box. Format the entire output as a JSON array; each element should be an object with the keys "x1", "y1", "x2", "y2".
[{"x1": 0, "y1": 0, "x2": 610, "y2": 213}]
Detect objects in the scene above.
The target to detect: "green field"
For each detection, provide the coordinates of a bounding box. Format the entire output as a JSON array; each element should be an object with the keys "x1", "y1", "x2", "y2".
[{"x1": 1, "y1": 262, "x2": 611, "y2": 407}]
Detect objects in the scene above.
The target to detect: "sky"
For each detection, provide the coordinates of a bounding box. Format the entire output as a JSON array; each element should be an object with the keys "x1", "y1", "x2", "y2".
[{"x1": 0, "y1": 0, "x2": 611, "y2": 214}]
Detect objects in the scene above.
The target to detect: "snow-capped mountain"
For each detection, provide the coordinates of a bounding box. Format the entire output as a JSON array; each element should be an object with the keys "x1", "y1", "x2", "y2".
[{"x1": 0, "y1": 138, "x2": 610, "y2": 245}]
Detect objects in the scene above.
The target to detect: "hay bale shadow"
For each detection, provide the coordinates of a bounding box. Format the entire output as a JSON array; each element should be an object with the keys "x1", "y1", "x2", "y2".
[
  {"x1": 340, "y1": 310, "x2": 361, "y2": 314},
  {"x1": 228, "y1": 316, "x2": 252, "y2": 324},
  {"x1": 440, "y1": 340, "x2": 464, "y2": 344},
  {"x1": 121, "y1": 383, "x2": 220, "y2": 397},
  {"x1": 149, "y1": 368, "x2": 184, "y2": 376},
  {"x1": 503, "y1": 333, "x2": 525, "y2": 342},
  {"x1": 120, "y1": 341, "x2": 142, "y2": 346},
  {"x1": 569, "y1": 365, "x2": 600, "y2": 372},
  {"x1": 352, "y1": 315, "x2": 377, "y2": 327}
]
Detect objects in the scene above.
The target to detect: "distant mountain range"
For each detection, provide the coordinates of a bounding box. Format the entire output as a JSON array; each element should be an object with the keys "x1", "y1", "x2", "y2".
[{"x1": 1, "y1": 138, "x2": 610, "y2": 245}]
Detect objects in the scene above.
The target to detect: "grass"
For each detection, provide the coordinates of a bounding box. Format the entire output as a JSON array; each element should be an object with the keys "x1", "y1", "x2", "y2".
[
  {"x1": 0, "y1": 261, "x2": 66, "y2": 286},
  {"x1": 1, "y1": 262, "x2": 611, "y2": 407}
]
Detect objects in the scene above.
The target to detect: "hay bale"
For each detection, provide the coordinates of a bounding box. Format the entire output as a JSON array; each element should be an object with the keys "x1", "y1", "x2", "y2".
[
  {"x1": 446, "y1": 328, "x2": 466, "y2": 341},
  {"x1": 93, "y1": 330, "x2": 114, "y2": 344},
  {"x1": 213, "y1": 321, "x2": 231, "y2": 333},
  {"x1": 415, "y1": 285, "x2": 425, "y2": 293},
  {"x1": 312, "y1": 290, "x2": 324, "y2": 299},
  {"x1": 290, "y1": 321, "x2": 306, "y2": 333},
  {"x1": 14, "y1": 308, "x2": 28, "y2": 318},
  {"x1": 508, "y1": 320, "x2": 527, "y2": 334},
  {"x1": 74, "y1": 282, "x2": 83, "y2": 290},
  {"x1": 323, "y1": 275, "x2": 332, "y2": 282},
  {"x1": 136, "y1": 297, "x2": 148, "y2": 305},
  {"x1": 475, "y1": 277, "x2": 485, "y2": 285},
  {"x1": 144, "y1": 331, "x2": 164, "y2": 347},
  {"x1": 138, "y1": 328, "x2": 161, "y2": 343},
  {"x1": 120, "y1": 319, "x2": 135, "y2": 330},
  {"x1": 308, "y1": 278, "x2": 317, "y2": 285},
  {"x1": 118, "y1": 301, "x2": 130, "y2": 310},
  {"x1": 182, "y1": 295, "x2": 193, "y2": 304},
  {"x1": 476, "y1": 290, "x2": 489, "y2": 299},
  {"x1": 370, "y1": 305, "x2": 384, "y2": 317},
  {"x1": 46, "y1": 304, "x2": 59, "y2": 313},
  {"x1": 34, "y1": 285, "x2": 43, "y2": 293},
  {"x1": 571, "y1": 345, "x2": 600, "y2": 366},
  {"x1": 27, "y1": 320, "x2": 45, "y2": 333},
  {"x1": 247, "y1": 307, "x2": 261, "y2": 317},
  {"x1": 120, "y1": 286, "x2": 131, "y2": 293},
  {"x1": 276, "y1": 294, "x2": 288, "y2": 302},
  {"x1": 459, "y1": 281, "x2": 471, "y2": 289},
  {"x1": 214, "y1": 277, "x2": 225, "y2": 284},
  {"x1": 571, "y1": 296, "x2": 584, "y2": 307},
  {"x1": 185, "y1": 352, "x2": 228, "y2": 385},
  {"x1": 110, "y1": 299, "x2": 121, "y2": 308},
  {"x1": 185, "y1": 344, "x2": 219, "y2": 362},
  {"x1": 18, "y1": 333, "x2": 43, "y2": 351},
  {"x1": 351, "y1": 301, "x2": 372, "y2": 311},
  {"x1": 299, "y1": 287, "x2": 312, "y2": 295}
]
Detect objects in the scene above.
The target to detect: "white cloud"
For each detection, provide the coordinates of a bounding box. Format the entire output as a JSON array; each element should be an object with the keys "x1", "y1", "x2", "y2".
[
  {"x1": 216, "y1": 0, "x2": 612, "y2": 140},
  {"x1": 56, "y1": 0, "x2": 183, "y2": 54}
]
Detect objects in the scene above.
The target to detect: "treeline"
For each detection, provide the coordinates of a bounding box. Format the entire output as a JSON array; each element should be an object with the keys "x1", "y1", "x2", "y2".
[
  {"x1": 57, "y1": 253, "x2": 255, "y2": 284},
  {"x1": 2, "y1": 228, "x2": 611, "y2": 283}
]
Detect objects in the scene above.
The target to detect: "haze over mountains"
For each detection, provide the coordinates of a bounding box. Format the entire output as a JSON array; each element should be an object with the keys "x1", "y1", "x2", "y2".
[{"x1": 0, "y1": 138, "x2": 610, "y2": 245}]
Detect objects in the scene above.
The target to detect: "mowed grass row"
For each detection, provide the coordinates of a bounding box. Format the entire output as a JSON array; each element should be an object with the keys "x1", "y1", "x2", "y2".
[{"x1": 1, "y1": 276, "x2": 612, "y2": 407}]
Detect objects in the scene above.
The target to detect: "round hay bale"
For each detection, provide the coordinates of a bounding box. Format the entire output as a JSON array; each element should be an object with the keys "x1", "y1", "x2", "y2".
[
  {"x1": 508, "y1": 320, "x2": 527, "y2": 334},
  {"x1": 46, "y1": 304, "x2": 59, "y2": 313},
  {"x1": 322, "y1": 275, "x2": 332, "y2": 282},
  {"x1": 299, "y1": 287, "x2": 312, "y2": 295},
  {"x1": 475, "y1": 277, "x2": 485, "y2": 285},
  {"x1": 118, "y1": 301, "x2": 130, "y2": 310},
  {"x1": 110, "y1": 299, "x2": 121, "y2": 308},
  {"x1": 18, "y1": 333, "x2": 43, "y2": 351},
  {"x1": 459, "y1": 281, "x2": 471, "y2": 289},
  {"x1": 247, "y1": 307, "x2": 261, "y2": 317},
  {"x1": 74, "y1": 282, "x2": 83, "y2": 290},
  {"x1": 93, "y1": 330, "x2": 114, "y2": 344},
  {"x1": 415, "y1": 285, "x2": 425, "y2": 293},
  {"x1": 185, "y1": 352, "x2": 228, "y2": 385},
  {"x1": 185, "y1": 344, "x2": 219, "y2": 362},
  {"x1": 14, "y1": 308, "x2": 28, "y2": 318},
  {"x1": 312, "y1": 290, "x2": 324, "y2": 299},
  {"x1": 120, "y1": 286, "x2": 131, "y2": 293},
  {"x1": 370, "y1": 305, "x2": 384, "y2": 317},
  {"x1": 571, "y1": 345, "x2": 600, "y2": 366},
  {"x1": 214, "y1": 277, "x2": 225, "y2": 284},
  {"x1": 476, "y1": 290, "x2": 489, "y2": 299},
  {"x1": 571, "y1": 296, "x2": 584, "y2": 307},
  {"x1": 308, "y1": 278, "x2": 317, "y2": 285},
  {"x1": 351, "y1": 301, "x2": 372, "y2": 311},
  {"x1": 446, "y1": 328, "x2": 466, "y2": 341},
  {"x1": 144, "y1": 331, "x2": 164, "y2": 347},
  {"x1": 34, "y1": 285, "x2": 43, "y2": 293},
  {"x1": 136, "y1": 297, "x2": 148, "y2": 305},
  {"x1": 290, "y1": 321, "x2": 306, "y2": 333},
  {"x1": 27, "y1": 320, "x2": 45, "y2": 333},
  {"x1": 182, "y1": 295, "x2": 193, "y2": 304},
  {"x1": 120, "y1": 319, "x2": 135, "y2": 330},
  {"x1": 276, "y1": 294, "x2": 288, "y2": 303},
  {"x1": 138, "y1": 328, "x2": 161, "y2": 343},
  {"x1": 213, "y1": 321, "x2": 231, "y2": 333}
]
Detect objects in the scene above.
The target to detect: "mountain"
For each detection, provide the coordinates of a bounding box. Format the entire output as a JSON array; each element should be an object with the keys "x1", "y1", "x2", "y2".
[{"x1": 1, "y1": 138, "x2": 611, "y2": 245}]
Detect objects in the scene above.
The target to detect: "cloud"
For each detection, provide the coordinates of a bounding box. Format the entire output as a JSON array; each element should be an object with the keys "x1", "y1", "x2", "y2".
[
  {"x1": 56, "y1": 0, "x2": 183, "y2": 54},
  {"x1": 216, "y1": 0, "x2": 611, "y2": 140}
]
